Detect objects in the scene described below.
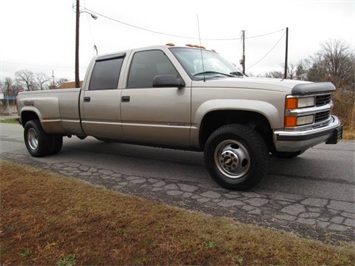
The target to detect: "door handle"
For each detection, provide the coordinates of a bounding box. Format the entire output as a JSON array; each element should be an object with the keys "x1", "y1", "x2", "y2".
[
  {"x1": 84, "y1": 96, "x2": 91, "y2": 102},
  {"x1": 121, "y1": 96, "x2": 130, "y2": 102}
]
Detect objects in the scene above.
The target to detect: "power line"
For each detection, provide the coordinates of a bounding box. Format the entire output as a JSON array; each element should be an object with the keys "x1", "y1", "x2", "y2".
[
  {"x1": 84, "y1": 7, "x2": 283, "y2": 41},
  {"x1": 248, "y1": 31, "x2": 286, "y2": 70}
]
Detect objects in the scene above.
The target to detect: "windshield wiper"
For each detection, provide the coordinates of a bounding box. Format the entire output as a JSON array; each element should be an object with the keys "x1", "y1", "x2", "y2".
[
  {"x1": 230, "y1": 71, "x2": 244, "y2": 77},
  {"x1": 193, "y1": 71, "x2": 234, "y2": 78}
]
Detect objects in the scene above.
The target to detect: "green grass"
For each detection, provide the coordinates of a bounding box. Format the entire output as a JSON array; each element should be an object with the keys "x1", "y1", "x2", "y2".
[
  {"x1": 1, "y1": 161, "x2": 354, "y2": 265},
  {"x1": 0, "y1": 118, "x2": 19, "y2": 124}
]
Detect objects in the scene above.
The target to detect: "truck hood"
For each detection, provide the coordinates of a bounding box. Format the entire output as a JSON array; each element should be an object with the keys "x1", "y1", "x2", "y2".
[{"x1": 194, "y1": 77, "x2": 311, "y2": 93}]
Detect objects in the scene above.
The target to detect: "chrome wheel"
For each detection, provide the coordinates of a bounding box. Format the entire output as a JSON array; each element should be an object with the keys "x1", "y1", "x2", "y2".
[
  {"x1": 27, "y1": 127, "x2": 39, "y2": 151},
  {"x1": 205, "y1": 124, "x2": 269, "y2": 190},
  {"x1": 24, "y1": 119, "x2": 52, "y2": 157},
  {"x1": 214, "y1": 140, "x2": 250, "y2": 179}
]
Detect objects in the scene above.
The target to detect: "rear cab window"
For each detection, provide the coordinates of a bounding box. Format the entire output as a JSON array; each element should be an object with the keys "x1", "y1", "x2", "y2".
[{"x1": 89, "y1": 55, "x2": 125, "y2": 90}]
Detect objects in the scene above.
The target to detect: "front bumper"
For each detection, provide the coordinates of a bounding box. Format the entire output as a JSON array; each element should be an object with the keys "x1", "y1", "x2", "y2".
[{"x1": 273, "y1": 115, "x2": 342, "y2": 152}]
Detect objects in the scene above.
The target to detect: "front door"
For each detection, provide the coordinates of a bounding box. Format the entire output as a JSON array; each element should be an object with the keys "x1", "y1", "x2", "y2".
[{"x1": 121, "y1": 50, "x2": 191, "y2": 147}]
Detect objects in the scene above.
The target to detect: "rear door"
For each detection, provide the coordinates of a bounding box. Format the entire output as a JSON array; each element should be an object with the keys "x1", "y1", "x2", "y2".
[
  {"x1": 80, "y1": 55, "x2": 125, "y2": 139},
  {"x1": 120, "y1": 49, "x2": 191, "y2": 147}
]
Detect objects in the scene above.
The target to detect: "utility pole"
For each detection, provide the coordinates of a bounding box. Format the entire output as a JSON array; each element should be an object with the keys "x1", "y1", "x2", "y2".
[
  {"x1": 284, "y1": 27, "x2": 289, "y2": 79},
  {"x1": 75, "y1": 0, "x2": 80, "y2": 88},
  {"x1": 241, "y1": 30, "x2": 246, "y2": 75},
  {"x1": 52, "y1": 70, "x2": 55, "y2": 88}
]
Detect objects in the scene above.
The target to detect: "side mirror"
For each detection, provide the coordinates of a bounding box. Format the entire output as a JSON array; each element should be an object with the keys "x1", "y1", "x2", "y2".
[{"x1": 152, "y1": 75, "x2": 185, "y2": 89}]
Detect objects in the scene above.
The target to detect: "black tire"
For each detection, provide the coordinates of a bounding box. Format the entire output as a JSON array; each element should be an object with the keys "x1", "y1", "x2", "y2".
[
  {"x1": 204, "y1": 124, "x2": 269, "y2": 190},
  {"x1": 50, "y1": 135, "x2": 63, "y2": 155},
  {"x1": 24, "y1": 120, "x2": 52, "y2": 157},
  {"x1": 273, "y1": 151, "x2": 304, "y2": 158}
]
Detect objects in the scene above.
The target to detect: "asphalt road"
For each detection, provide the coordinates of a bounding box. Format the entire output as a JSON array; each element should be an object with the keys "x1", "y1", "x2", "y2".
[{"x1": 1, "y1": 122, "x2": 354, "y2": 243}]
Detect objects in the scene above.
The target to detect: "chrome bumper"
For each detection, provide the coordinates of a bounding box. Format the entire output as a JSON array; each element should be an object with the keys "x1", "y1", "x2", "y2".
[{"x1": 273, "y1": 116, "x2": 342, "y2": 152}]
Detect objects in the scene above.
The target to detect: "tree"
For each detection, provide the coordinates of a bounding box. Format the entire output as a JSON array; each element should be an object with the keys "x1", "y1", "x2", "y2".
[
  {"x1": 307, "y1": 39, "x2": 355, "y2": 89},
  {"x1": 15, "y1": 69, "x2": 35, "y2": 91},
  {"x1": 264, "y1": 71, "x2": 283, "y2": 79},
  {"x1": 305, "y1": 39, "x2": 355, "y2": 128},
  {"x1": 263, "y1": 62, "x2": 306, "y2": 80},
  {"x1": 3, "y1": 77, "x2": 20, "y2": 96},
  {"x1": 285, "y1": 63, "x2": 295, "y2": 79},
  {"x1": 49, "y1": 78, "x2": 69, "y2": 89},
  {"x1": 294, "y1": 61, "x2": 308, "y2": 81},
  {"x1": 35, "y1": 72, "x2": 50, "y2": 90}
]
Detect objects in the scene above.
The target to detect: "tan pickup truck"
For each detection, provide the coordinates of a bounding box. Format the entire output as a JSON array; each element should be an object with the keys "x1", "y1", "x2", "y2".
[{"x1": 17, "y1": 44, "x2": 342, "y2": 190}]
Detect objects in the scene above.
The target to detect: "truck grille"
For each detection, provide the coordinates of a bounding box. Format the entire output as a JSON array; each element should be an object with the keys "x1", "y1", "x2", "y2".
[
  {"x1": 315, "y1": 111, "x2": 330, "y2": 123},
  {"x1": 316, "y1": 94, "x2": 331, "y2": 106}
]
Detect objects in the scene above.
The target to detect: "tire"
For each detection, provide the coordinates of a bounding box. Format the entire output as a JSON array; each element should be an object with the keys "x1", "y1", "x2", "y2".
[
  {"x1": 204, "y1": 124, "x2": 269, "y2": 190},
  {"x1": 24, "y1": 120, "x2": 52, "y2": 157},
  {"x1": 50, "y1": 135, "x2": 63, "y2": 155},
  {"x1": 273, "y1": 151, "x2": 304, "y2": 158}
]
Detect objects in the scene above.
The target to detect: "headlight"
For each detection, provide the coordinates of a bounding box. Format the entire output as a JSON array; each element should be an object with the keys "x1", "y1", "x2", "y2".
[
  {"x1": 285, "y1": 115, "x2": 314, "y2": 127},
  {"x1": 286, "y1": 96, "x2": 315, "y2": 109},
  {"x1": 285, "y1": 96, "x2": 315, "y2": 127},
  {"x1": 298, "y1": 97, "x2": 315, "y2": 108},
  {"x1": 297, "y1": 115, "x2": 314, "y2": 126}
]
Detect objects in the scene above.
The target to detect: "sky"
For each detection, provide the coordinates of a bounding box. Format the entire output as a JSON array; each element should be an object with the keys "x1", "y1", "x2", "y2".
[{"x1": 0, "y1": 0, "x2": 354, "y2": 81}]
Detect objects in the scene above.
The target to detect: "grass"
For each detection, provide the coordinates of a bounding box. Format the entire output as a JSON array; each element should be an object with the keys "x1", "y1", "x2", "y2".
[
  {"x1": 1, "y1": 161, "x2": 354, "y2": 265},
  {"x1": 0, "y1": 118, "x2": 18, "y2": 124},
  {"x1": 343, "y1": 127, "x2": 355, "y2": 140}
]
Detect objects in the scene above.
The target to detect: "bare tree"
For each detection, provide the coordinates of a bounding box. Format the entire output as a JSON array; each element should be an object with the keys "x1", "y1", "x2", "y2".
[
  {"x1": 15, "y1": 69, "x2": 35, "y2": 91},
  {"x1": 263, "y1": 62, "x2": 306, "y2": 80},
  {"x1": 4, "y1": 77, "x2": 13, "y2": 94},
  {"x1": 264, "y1": 71, "x2": 283, "y2": 79},
  {"x1": 49, "y1": 78, "x2": 69, "y2": 89},
  {"x1": 306, "y1": 39, "x2": 355, "y2": 128},
  {"x1": 294, "y1": 60, "x2": 308, "y2": 81},
  {"x1": 287, "y1": 63, "x2": 298, "y2": 80},
  {"x1": 3, "y1": 77, "x2": 20, "y2": 96},
  {"x1": 307, "y1": 39, "x2": 355, "y2": 89},
  {"x1": 35, "y1": 72, "x2": 50, "y2": 90}
]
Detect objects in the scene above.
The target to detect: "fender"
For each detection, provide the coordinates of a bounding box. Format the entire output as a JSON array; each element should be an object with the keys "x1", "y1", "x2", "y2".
[
  {"x1": 193, "y1": 99, "x2": 282, "y2": 129},
  {"x1": 19, "y1": 97, "x2": 63, "y2": 134}
]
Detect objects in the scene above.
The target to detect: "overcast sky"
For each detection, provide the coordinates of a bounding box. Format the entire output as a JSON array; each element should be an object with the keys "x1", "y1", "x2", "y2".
[{"x1": 0, "y1": 0, "x2": 354, "y2": 81}]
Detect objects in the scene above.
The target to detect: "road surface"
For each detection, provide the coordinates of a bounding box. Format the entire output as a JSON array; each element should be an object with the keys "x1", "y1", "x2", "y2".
[{"x1": 1, "y1": 122, "x2": 354, "y2": 243}]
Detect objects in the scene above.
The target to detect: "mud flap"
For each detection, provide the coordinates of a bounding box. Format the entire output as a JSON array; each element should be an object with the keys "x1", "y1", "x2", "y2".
[{"x1": 326, "y1": 125, "x2": 343, "y2": 144}]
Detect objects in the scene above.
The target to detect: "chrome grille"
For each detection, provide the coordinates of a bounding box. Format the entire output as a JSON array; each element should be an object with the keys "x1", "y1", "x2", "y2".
[
  {"x1": 316, "y1": 94, "x2": 331, "y2": 106},
  {"x1": 315, "y1": 111, "x2": 330, "y2": 123}
]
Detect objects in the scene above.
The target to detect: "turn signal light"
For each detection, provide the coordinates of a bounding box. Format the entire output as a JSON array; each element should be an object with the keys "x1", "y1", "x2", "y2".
[
  {"x1": 286, "y1": 98, "x2": 298, "y2": 109},
  {"x1": 285, "y1": 116, "x2": 297, "y2": 127}
]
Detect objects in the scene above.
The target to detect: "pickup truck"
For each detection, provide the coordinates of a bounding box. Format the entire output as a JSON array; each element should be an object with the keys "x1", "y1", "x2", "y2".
[{"x1": 17, "y1": 44, "x2": 343, "y2": 190}]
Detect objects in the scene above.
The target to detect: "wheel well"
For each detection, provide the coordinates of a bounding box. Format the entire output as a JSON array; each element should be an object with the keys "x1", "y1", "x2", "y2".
[
  {"x1": 199, "y1": 110, "x2": 274, "y2": 150},
  {"x1": 21, "y1": 111, "x2": 39, "y2": 127}
]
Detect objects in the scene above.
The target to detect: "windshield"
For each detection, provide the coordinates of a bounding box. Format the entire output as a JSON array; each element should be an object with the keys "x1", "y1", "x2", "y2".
[{"x1": 170, "y1": 47, "x2": 243, "y2": 80}]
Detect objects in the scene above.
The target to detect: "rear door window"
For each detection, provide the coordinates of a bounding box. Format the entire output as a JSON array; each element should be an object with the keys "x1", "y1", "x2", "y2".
[{"x1": 89, "y1": 57, "x2": 124, "y2": 90}]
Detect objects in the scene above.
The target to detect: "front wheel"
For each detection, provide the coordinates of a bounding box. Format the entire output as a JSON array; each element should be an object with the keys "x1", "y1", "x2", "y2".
[{"x1": 204, "y1": 124, "x2": 269, "y2": 190}]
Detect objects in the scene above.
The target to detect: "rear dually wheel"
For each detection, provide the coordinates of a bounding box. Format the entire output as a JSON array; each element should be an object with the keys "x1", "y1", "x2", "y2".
[{"x1": 24, "y1": 119, "x2": 62, "y2": 157}]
